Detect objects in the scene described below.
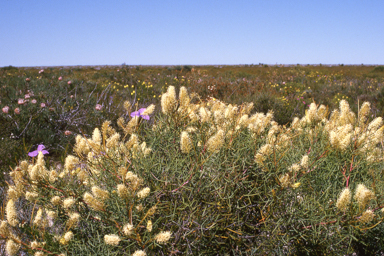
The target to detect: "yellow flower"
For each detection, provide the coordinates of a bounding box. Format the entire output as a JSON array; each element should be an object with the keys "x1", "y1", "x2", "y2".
[
  {"x1": 104, "y1": 234, "x2": 120, "y2": 246},
  {"x1": 359, "y1": 209, "x2": 374, "y2": 223},
  {"x1": 336, "y1": 188, "x2": 351, "y2": 211},
  {"x1": 155, "y1": 231, "x2": 172, "y2": 244},
  {"x1": 137, "y1": 187, "x2": 150, "y2": 199},
  {"x1": 292, "y1": 183, "x2": 301, "y2": 189},
  {"x1": 147, "y1": 220, "x2": 152, "y2": 232},
  {"x1": 59, "y1": 237, "x2": 68, "y2": 245},
  {"x1": 132, "y1": 250, "x2": 147, "y2": 256}
]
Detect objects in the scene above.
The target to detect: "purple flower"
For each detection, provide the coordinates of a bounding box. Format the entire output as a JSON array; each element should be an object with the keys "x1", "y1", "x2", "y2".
[
  {"x1": 28, "y1": 144, "x2": 49, "y2": 157},
  {"x1": 130, "y1": 108, "x2": 150, "y2": 120}
]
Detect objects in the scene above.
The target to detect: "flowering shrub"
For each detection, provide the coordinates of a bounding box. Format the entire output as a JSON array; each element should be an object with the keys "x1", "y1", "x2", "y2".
[
  {"x1": 134, "y1": 86, "x2": 384, "y2": 254},
  {"x1": 1, "y1": 118, "x2": 171, "y2": 255},
  {"x1": 2, "y1": 72, "x2": 384, "y2": 254}
]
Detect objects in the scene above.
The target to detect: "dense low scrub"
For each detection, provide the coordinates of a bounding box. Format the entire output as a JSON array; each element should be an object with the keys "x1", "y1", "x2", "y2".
[{"x1": 1, "y1": 85, "x2": 384, "y2": 255}]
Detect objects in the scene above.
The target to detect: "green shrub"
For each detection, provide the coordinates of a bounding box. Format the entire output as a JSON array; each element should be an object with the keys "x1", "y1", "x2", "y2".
[
  {"x1": 372, "y1": 66, "x2": 384, "y2": 73},
  {"x1": 2, "y1": 86, "x2": 384, "y2": 255},
  {"x1": 183, "y1": 65, "x2": 192, "y2": 72},
  {"x1": 1, "y1": 65, "x2": 18, "y2": 71}
]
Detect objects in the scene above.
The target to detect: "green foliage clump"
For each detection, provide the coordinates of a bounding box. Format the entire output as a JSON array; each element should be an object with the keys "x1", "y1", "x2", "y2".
[
  {"x1": 1, "y1": 66, "x2": 18, "y2": 71},
  {"x1": 372, "y1": 66, "x2": 384, "y2": 73}
]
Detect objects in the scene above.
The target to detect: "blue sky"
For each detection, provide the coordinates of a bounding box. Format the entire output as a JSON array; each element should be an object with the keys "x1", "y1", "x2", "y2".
[{"x1": 1, "y1": 0, "x2": 383, "y2": 66}]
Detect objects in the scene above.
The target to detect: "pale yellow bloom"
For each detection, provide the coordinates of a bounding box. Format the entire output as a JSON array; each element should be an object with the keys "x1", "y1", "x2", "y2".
[
  {"x1": 355, "y1": 184, "x2": 375, "y2": 209},
  {"x1": 137, "y1": 187, "x2": 150, "y2": 199},
  {"x1": 67, "y1": 212, "x2": 81, "y2": 228},
  {"x1": 7, "y1": 186, "x2": 21, "y2": 201},
  {"x1": 179, "y1": 86, "x2": 190, "y2": 108},
  {"x1": 64, "y1": 231, "x2": 74, "y2": 242},
  {"x1": 74, "y1": 135, "x2": 90, "y2": 155},
  {"x1": 83, "y1": 192, "x2": 104, "y2": 211},
  {"x1": 161, "y1": 86, "x2": 177, "y2": 114},
  {"x1": 63, "y1": 197, "x2": 75, "y2": 209},
  {"x1": 46, "y1": 210, "x2": 57, "y2": 219},
  {"x1": 51, "y1": 196, "x2": 62, "y2": 206},
  {"x1": 136, "y1": 204, "x2": 143, "y2": 212},
  {"x1": 142, "y1": 104, "x2": 155, "y2": 115},
  {"x1": 279, "y1": 173, "x2": 291, "y2": 188},
  {"x1": 147, "y1": 220, "x2": 152, "y2": 232},
  {"x1": 33, "y1": 208, "x2": 43, "y2": 227},
  {"x1": 0, "y1": 220, "x2": 9, "y2": 236},
  {"x1": 123, "y1": 101, "x2": 131, "y2": 112},
  {"x1": 206, "y1": 129, "x2": 225, "y2": 153},
  {"x1": 36, "y1": 151, "x2": 46, "y2": 167},
  {"x1": 106, "y1": 133, "x2": 120, "y2": 148},
  {"x1": 117, "y1": 184, "x2": 129, "y2": 199},
  {"x1": 25, "y1": 191, "x2": 39, "y2": 202},
  {"x1": 6, "y1": 239, "x2": 20, "y2": 256},
  {"x1": 288, "y1": 164, "x2": 301, "y2": 172},
  {"x1": 336, "y1": 188, "x2": 351, "y2": 211},
  {"x1": 300, "y1": 155, "x2": 309, "y2": 169},
  {"x1": 154, "y1": 231, "x2": 172, "y2": 244},
  {"x1": 92, "y1": 186, "x2": 110, "y2": 201},
  {"x1": 123, "y1": 223, "x2": 134, "y2": 236},
  {"x1": 49, "y1": 170, "x2": 58, "y2": 183},
  {"x1": 291, "y1": 182, "x2": 301, "y2": 189},
  {"x1": 199, "y1": 107, "x2": 211, "y2": 123},
  {"x1": 104, "y1": 234, "x2": 120, "y2": 246},
  {"x1": 64, "y1": 155, "x2": 79, "y2": 171},
  {"x1": 6, "y1": 199, "x2": 18, "y2": 227},
  {"x1": 359, "y1": 209, "x2": 374, "y2": 223},
  {"x1": 368, "y1": 117, "x2": 383, "y2": 131},
  {"x1": 132, "y1": 250, "x2": 147, "y2": 256},
  {"x1": 92, "y1": 128, "x2": 102, "y2": 145},
  {"x1": 31, "y1": 240, "x2": 42, "y2": 249},
  {"x1": 180, "y1": 131, "x2": 192, "y2": 153},
  {"x1": 358, "y1": 102, "x2": 370, "y2": 124}
]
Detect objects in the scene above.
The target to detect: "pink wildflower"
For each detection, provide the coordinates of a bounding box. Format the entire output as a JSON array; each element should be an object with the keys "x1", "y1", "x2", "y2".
[{"x1": 95, "y1": 104, "x2": 102, "y2": 111}]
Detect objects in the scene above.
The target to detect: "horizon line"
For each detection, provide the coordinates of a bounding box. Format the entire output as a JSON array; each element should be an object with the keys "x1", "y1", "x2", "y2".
[{"x1": 2, "y1": 63, "x2": 383, "y2": 69}]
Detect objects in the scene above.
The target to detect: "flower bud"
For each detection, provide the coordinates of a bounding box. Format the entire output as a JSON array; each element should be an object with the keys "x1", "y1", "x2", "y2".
[{"x1": 2, "y1": 106, "x2": 9, "y2": 113}]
